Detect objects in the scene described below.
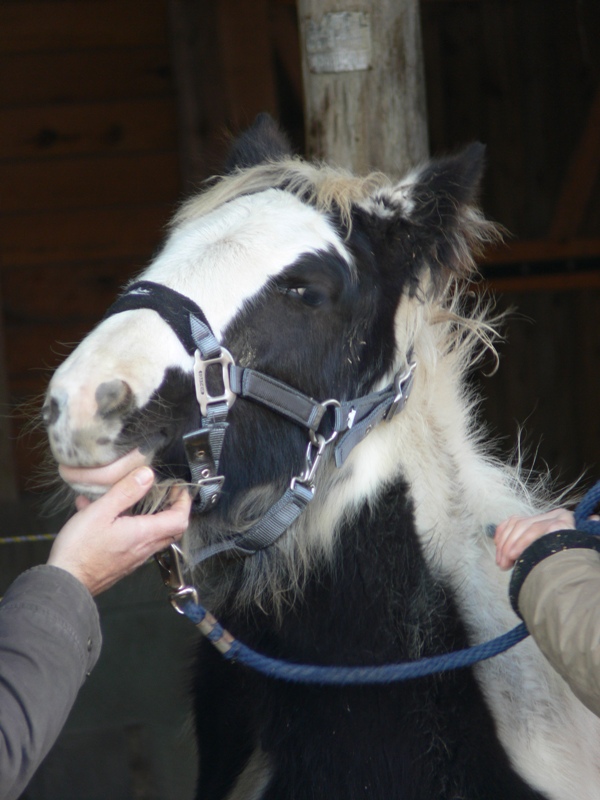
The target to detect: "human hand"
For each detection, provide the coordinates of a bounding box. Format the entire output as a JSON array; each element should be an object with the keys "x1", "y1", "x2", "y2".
[
  {"x1": 493, "y1": 508, "x2": 576, "y2": 571},
  {"x1": 47, "y1": 467, "x2": 192, "y2": 596}
]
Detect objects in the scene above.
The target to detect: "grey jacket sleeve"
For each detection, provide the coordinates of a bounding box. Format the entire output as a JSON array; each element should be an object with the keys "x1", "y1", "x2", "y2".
[
  {"x1": 0, "y1": 565, "x2": 102, "y2": 800},
  {"x1": 509, "y1": 530, "x2": 600, "y2": 718}
]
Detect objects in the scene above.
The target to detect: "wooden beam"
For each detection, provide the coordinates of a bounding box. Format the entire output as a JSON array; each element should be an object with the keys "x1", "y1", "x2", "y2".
[
  {"x1": 0, "y1": 99, "x2": 178, "y2": 161},
  {"x1": 271, "y1": 3, "x2": 304, "y2": 108},
  {"x1": 482, "y1": 237, "x2": 600, "y2": 265},
  {"x1": 168, "y1": 0, "x2": 279, "y2": 184},
  {"x1": 0, "y1": 153, "x2": 180, "y2": 214},
  {"x1": 297, "y1": 0, "x2": 429, "y2": 175},
  {"x1": 549, "y1": 87, "x2": 600, "y2": 241},
  {"x1": 483, "y1": 271, "x2": 600, "y2": 294},
  {"x1": 0, "y1": 49, "x2": 173, "y2": 107},
  {"x1": 0, "y1": 0, "x2": 168, "y2": 54}
]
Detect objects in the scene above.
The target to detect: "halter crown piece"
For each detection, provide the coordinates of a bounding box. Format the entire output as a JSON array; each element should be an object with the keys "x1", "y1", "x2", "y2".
[{"x1": 104, "y1": 281, "x2": 417, "y2": 569}]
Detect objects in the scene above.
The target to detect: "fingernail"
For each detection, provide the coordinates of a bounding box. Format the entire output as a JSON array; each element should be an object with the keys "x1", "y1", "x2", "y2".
[{"x1": 135, "y1": 467, "x2": 154, "y2": 486}]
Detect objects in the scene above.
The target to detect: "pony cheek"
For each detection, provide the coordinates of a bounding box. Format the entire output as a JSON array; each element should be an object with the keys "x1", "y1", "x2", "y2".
[{"x1": 58, "y1": 448, "x2": 150, "y2": 495}]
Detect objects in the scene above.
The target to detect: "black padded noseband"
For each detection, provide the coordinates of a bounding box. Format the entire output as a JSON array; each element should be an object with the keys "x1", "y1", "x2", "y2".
[{"x1": 104, "y1": 280, "x2": 211, "y2": 355}]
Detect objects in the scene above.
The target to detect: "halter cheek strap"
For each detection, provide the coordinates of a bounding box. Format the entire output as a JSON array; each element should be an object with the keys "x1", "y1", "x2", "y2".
[{"x1": 104, "y1": 281, "x2": 229, "y2": 511}]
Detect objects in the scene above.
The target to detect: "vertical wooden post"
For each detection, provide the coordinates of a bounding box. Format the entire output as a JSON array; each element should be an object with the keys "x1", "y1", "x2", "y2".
[
  {"x1": 0, "y1": 286, "x2": 17, "y2": 503},
  {"x1": 297, "y1": 0, "x2": 429, "y2": 176}
]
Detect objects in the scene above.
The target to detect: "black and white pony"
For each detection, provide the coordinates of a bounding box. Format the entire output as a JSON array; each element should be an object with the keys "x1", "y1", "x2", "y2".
[{"x1": 45, "y1": 115, "x2": 600, "y2": 799}]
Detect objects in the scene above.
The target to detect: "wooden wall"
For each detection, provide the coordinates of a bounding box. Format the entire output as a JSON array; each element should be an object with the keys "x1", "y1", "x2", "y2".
[
  {"x1": 420, "y1": 0, "x2": 600, "y2": 487},
  {"x1": 422, "y1": 0, "x2": 600, "y2": 243},
  {"x1": 0, "y1": 0, "x2": 182, "y2": 487}
]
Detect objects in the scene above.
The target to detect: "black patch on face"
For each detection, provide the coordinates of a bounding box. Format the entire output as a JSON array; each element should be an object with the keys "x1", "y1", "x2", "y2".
[
  {"x1": 115, "y1": 367, "x2": 200, "y2": 482},
  {"x1": 114, "y1": 236, "x2": 418, "y2": 506},
  {"x1": 223, "y1": 245, "x2": 400, "y2": 403}
]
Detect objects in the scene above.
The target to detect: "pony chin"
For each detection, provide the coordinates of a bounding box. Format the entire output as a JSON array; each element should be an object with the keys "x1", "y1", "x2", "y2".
[{"x1": 57, "y1": 448, "x2": 151, "y2": 497}]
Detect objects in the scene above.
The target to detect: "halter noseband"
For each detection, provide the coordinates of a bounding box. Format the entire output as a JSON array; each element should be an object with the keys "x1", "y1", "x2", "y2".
[{"x1": 104, "y1": 280, "x2": 417, "y2": 565}]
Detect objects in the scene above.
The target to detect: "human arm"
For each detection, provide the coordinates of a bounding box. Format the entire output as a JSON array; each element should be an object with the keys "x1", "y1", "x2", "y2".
[
  {"x1": 494, "y1": 509, "x2": 600, "y2": 717},
  {"x1": 0, "y1": 467, "x2": 191, "y2": 800}
]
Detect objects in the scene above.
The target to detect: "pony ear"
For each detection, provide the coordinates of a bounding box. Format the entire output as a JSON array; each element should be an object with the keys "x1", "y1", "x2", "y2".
[
  {"x1": 409, "y1": 142, "x2": 486, "y2": 222},
  {"x1": 353, "y1": 143, "x2": 500, "y2": 289},
  {"x1": 223, "y1": 113, "x2": 293, "y2": 173},
  {"x1": 405, "y1": 143, "x2": 502, "y2": 280}
]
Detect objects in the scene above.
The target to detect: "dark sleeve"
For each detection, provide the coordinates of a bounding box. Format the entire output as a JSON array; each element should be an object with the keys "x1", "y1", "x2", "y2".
[
  {"x1": 509, "y1": 529, "x2": 600, "y2": 617},
  {"x1": 0, "y1": 565, "x2": 102, "y2": 800}
]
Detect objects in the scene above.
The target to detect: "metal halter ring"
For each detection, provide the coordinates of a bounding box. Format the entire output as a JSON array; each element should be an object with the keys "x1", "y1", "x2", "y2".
[{"x1": 309, "y1": 399, "x2": 341, "y2": 446}]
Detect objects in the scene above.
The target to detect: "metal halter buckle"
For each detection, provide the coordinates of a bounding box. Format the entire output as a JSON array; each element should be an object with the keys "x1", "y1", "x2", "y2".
[
  {"x1": 155, "y1": 544, "x2": 199, "y2": 614},
  {"x1": 386, "y1": 360, "x2": 417, "y2": 421},
  {"x1": 309, "y1": 398, "x2": 341, "y2": 446},
  {"x1": 291, "y1": 431, "x2": 336, "y2": 492},
  {"x1": 193, "y1": 347, "x2": 237, "y2": 417}
]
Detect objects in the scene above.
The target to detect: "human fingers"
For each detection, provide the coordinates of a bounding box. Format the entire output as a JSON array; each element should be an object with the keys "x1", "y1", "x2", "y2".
[
  {"x1": 59, "y1": 449, "x2": 149, "y2": 494},
  {"x1": 128, "y1": 489, "x2": 192, "y2": 553},
  {"x1": 74, "y1": 496, "x2": 91, "y2": 512},
  {"x1": 86, "y1": 466, "x2": 155, "y2": 520},
  {"x1": 494, "y1": 509, "x2": 575, "y2": 570}
]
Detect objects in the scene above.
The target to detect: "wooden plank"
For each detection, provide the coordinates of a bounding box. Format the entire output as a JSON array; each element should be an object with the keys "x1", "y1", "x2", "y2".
[
  {"x1": 0, "y1": 206, "x2": 171, "y2": 269},
  {"x1": 168, "y1": 0, "x2": 279, "y2": 184},
  {"x1": 5, "y1": 321, "x2": 98, "y2": 389},
  {"x1": 0, "y1": 49, "x2": 173, "y2": 107},
  {"x1": 2, "y1": 261, "x2": 138, "y2": 323},
  {"x1": 0, "y1": 152, "x2": 181, "y2": 214},
  {"x1": 0, "y1": 98, "x2": 178, "y2": 161},
  {"x1": 217, "y1": 0, "x2": 278, "y2": 129},
  {"x1": 167, "y1": 0, "x2": 220, "y2": 184},
  {"x1": 549, "y1": 88, "x2": 600, "y2": 241},
  {"x1": 271, "y1": 2, "x2": 304, "y2": 108},
  {"x1": 575, "y1": 291, "x2": 600, "y2": 478},
  {"x1": 479, "y1": 2, "x2": 528, "y2": 235},
  {"x1": 489, "y1": 289, "x2": 599, "y2": 485},
  {"x1": 0, "y1": 281, "x2": 18, "y2": 502},
  {"x1": 0, "y1": 0, "x2": 168, "y2": 54},
  {"x1": 484, "y1": 271, "x2": 600, "y2": 294},
  {"x1": 482, "y1": 237, "x2": 600, "y2": 264}
]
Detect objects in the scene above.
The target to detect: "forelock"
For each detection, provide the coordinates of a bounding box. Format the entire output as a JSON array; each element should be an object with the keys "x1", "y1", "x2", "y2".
[{"x1": 173, "y1": 158, "x2": 394, "y2": 233}]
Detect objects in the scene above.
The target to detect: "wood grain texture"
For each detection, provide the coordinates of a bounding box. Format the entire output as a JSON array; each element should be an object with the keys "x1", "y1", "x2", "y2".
[{"x1": 297, "y1": 0, "x2": 429, "y2": 174}]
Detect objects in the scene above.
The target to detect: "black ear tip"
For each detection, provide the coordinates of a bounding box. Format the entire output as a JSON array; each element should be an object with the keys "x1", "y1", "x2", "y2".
[
  {"x1": 251, "y1": 112, "x2": 280, "y2": 133},
  {"x1": 452, "y1": 141, "x2": 487, "y2": 199},
  {"x1": 223, "y1": 113, "x2": 292, "y2": 173},
  {"x1": 464, "y1": 141, "x2": 486, "y2": 167}
]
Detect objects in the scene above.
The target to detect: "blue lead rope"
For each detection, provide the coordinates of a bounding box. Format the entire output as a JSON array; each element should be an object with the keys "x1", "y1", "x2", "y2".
[
  {"x1": 575, "y1": 480, "x2": 600, "y2": 534},
  {"x1": 181, "y1": 600, "x2": 529, "y2": 685},
  {"x1": 177, "y1": 482, "x2": 600, "y2": 685}
]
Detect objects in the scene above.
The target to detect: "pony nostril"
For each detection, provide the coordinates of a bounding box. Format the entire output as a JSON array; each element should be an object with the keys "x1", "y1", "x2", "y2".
[
  {"x1": 95, "y1": 379, "x2": 134, "y2": 419},
  {"x1": 42, "y1": 396, "x2": 61, "y2": 427}
]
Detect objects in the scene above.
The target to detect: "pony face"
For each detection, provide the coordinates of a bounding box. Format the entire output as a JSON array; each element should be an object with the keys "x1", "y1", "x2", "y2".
[
  {"x1": 45, "y1": 189, "x2": 352, "y2": 476},
  {"x1": 44, "y1": 116, "x2": 495, "y2": 512}
]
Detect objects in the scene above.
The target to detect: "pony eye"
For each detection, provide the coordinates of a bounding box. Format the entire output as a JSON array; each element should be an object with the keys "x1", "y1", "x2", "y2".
[{"x1": 283, "y1": 285, "x2": 326, "y2": 307}]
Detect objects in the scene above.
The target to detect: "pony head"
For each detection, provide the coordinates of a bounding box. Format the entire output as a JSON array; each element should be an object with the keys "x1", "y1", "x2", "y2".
[{"x1": 44, "y1": 115, "x2": 499, "y2": 589}]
